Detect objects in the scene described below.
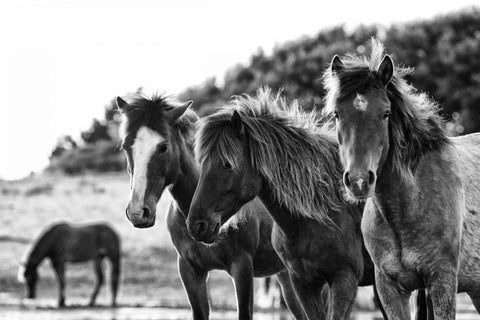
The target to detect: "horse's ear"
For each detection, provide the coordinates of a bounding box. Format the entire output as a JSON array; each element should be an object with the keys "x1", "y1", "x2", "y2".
[
  {"x1": 116, "y1": 97, "x2": 129, "y2": 113},
  {"x1": 169, "y1": 100, "x2": 193, "y2": 123},
  {"x1": 331, "y1": 55, "x2": 344, "y2": 74},
  {"x1": 378, "y1": 55, "x2": 394, "y2": 86},
  {"x1": 230, "y1": 110, "x2": 245, "y2": 136}
]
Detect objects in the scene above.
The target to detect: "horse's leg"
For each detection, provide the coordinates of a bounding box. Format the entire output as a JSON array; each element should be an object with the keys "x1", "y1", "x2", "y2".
[
  {"x1": 229, "y1": 254, "x2": 254, "y2": 320},
  {"x1": 89, "y1": 258, "x2": 104, "y2": 306},
  {"x1": 375, "y1": 269, "x2": 411, "y2": 320},
  {"x1": 289, "y1": 274, "x2": 326, "y2": 320},
  {"x1": 415, "y1": 290, "x2": 427, "y2": 320},
  {"x1": 426, "y1": 290, "x2": 434, "y2": 320},
  {"x1": 178, "y1": 257, "x2": 209, "y2": 320},
  {"x1": 51, "y1": 259, "x2": 66, "y2": 307},
  {"x1": 276, "y1": 270, "x2": 307, "y2": 320},
  {"x1": 374, "y1": 283, "x2": 389, "y2": 320},
  {"x1": 327, "y1": 270, "x2": 358, "y2": 320},
  {"x1": 425, "y1": 269, "x2": 457, "y2": 320},
  {"x1": 109, "y1": 254, "x2": 121, "y2": 307}
]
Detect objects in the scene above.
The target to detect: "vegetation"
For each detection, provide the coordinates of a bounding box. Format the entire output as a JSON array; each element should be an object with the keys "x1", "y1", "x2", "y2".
[{"x1": 49, "y1": 8, "x2": 480, "y2": 174}]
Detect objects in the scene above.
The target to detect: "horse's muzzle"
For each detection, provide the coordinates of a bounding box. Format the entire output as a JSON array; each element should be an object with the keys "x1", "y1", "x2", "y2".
[
  {"x1": 125, "y1": 206, "x2": 156, "y2": 228},
  {"x1": 186, "y1": 216, "x2": 220, "y2": 244},
  {"x1": 343, "y1": 170, "x2": 376, "y2": 200}
]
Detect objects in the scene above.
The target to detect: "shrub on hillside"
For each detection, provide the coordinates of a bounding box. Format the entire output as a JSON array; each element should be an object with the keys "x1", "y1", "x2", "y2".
[{"x1": 48, "y1": 141, "x2": 125, "y2": 175}]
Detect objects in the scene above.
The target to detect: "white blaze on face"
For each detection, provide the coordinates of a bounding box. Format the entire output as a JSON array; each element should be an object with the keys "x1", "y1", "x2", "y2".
[
  {"x1": 353, "y1": 94, "x2": 368, "y2": 112},
  {"x1": 129, "y1": 127, "x2": 165, "y2": 210},
  {"x1": 17, "y1": 265, "x2": 26, "y2": 283}
]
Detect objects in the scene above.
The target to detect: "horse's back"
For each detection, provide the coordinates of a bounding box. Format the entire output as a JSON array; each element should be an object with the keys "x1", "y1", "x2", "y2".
[
  {"x1": 450, "y1": 133, "x2": 480, "y2": 291},
  {"x1": 48, "y1": 222, "x2": 120, "y2": 262}
]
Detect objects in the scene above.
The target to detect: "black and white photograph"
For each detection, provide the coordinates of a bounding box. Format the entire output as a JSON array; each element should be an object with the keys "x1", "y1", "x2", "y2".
[{"x1": 1, "y1": 1, "x2": 480, "y2": 319}]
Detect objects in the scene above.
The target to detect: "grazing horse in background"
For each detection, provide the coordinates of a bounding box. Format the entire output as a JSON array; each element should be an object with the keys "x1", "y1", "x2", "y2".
[
  {"x1": 17, "y1": 222, "x2": 121, "y2": 307},
  {"x1": 116, "y1": 94, "x2": 306, "y2": 320},
  {"x1": 325, "y1": 39, "x2": 480, "y2": 320},
  {"x1": 187, "y1": 89, "x2": 392, "y2": 320}
]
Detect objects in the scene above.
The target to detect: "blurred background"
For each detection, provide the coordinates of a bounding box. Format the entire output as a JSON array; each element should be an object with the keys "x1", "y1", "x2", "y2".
[{"x1": 1, "y1": 0, "x2": 480, "y2": 319}]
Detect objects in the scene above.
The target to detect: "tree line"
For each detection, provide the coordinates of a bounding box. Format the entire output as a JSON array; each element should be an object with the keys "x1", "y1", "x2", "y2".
[{"x1": 49, "y1": 8, "x2": 480, "y2": 174}]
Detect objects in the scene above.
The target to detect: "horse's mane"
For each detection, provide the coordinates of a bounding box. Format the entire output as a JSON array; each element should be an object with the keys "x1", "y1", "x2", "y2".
[
  {"x1": 119, "y1": 93, "x2": 198, "y2": 149},
  {"x1": 323, "y1": 39, "x2": 448, "y2": 182},
  {"x1": 196, "y1": 88, "x2": 346, "y2": 224}
]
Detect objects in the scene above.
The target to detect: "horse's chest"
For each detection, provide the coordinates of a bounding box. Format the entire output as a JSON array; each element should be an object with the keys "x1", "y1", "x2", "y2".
[
  {"x1": 362, "y1": 201, "x2": 422, "y2": 288},
  {"x1": 361, "y1": 207, "x2": 398, "y2": 264}
]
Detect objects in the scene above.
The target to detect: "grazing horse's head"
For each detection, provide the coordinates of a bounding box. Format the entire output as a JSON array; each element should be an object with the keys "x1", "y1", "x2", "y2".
[
  {"x1": 325, "y1": 41, "x2": 394, "y2": 200},
  {"x1": 18, "y1": 264, "x2": 38, "y2": 299},
  {"x1": 117, "y1": 94, "x2": 193, "y2": 228},
  {"x1": 187, "y1": 110, "x2": 262, "y2": 243}
]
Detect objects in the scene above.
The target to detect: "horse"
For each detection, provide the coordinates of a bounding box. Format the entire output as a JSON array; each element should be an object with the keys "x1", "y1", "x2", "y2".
[
  {"x1": 186, "y1": 88, "x2": 396, "y2": 320},
  {"x1": 324, "y1": 38, "x2": 480, "y2": 320},
  {"x1": 116, "y1": 93, "x2": 306, "y2": 320},
  {"x1": 17, "y1": 222, "x2": 121, "y2": 307}
]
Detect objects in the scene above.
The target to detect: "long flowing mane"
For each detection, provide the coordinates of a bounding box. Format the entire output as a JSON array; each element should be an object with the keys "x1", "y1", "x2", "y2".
[
  {"x1": 119, "y1": 93, "x2": 198, "y2": 148},
  {"x1": 196, "y1": 88, "x2": 346, "y2": 224},
  {"x1": 323, "y1": 39, "x2": 449, "y2": 181}
]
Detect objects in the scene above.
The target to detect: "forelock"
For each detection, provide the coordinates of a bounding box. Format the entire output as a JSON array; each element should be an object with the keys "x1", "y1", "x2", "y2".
[
  {"x1": 323, "y1": 38, "x2": 405, "y2": 114},
  {"x1": 120, "y1": 93, "x2": 198, "y2": 149}
]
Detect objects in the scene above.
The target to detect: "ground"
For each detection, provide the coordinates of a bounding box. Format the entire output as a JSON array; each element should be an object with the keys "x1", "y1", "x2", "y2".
[{"x1": 0, "y1": 173, "x2": 478, "y2": 319}]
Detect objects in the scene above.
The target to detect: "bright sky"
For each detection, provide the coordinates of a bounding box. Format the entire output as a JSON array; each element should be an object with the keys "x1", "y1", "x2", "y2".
[{"x1": 0, "y1": 0, "x2": 477, "y2": 180}]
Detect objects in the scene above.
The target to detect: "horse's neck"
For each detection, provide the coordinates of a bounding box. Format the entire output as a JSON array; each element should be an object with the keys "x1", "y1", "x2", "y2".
[
  {"x1": 27, "y1": 232, "x2": 52, "y2": 267},
  {"x1": 258, "y1": 181, "x2": 300, "y2": 238},
  {"x1": 374, "y1": 162, "x2": 417, "y2": 221},
  {"x1": 168, "y1": 142, "x2": 199, "y2": 218}
]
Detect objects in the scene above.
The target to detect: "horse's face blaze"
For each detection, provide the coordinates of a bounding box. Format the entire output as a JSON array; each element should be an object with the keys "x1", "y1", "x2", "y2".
[
  {"x1": 124, "y1": 127, "x2": 180, "y2": 228},
  {"x1": 187, "y1": 138, "x2": 261, "y2": 243},
  {"x1": 335, "y1": 89, "x2": 391, "y2": 199}
]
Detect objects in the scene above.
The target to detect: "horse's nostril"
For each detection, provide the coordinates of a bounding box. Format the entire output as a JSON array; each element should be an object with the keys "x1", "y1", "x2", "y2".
[
  {"x1": 343, "y1": 171, "x2": 351, "y2": 187},
  {"x1": 368, "y1": 170, "x2": 376, "y2": 185},
  {"x1": 195, "y1": 221, "x2": 208, "y2": 236},
  {"x1": 142, "y1": 207, "x2": 151, "y2": 219}
]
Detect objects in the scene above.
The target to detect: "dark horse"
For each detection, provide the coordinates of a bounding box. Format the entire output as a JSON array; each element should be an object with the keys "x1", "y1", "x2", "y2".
[
  {"x1": 17, "y1": 222, "x2": 121, "y2": 307},
  {"x1": 325, "y1": 39, "x2": 480, "y2": 319},
  {"x1": 187, "y1": 89, "x2": 392, "y2": 320},
  {"x1": 116, "y1": 94, "x2": 306, "y2": 320}
]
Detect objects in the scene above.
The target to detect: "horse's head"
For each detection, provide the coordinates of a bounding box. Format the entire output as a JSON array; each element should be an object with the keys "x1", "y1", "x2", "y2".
[
  {"x1": 187, "y1": 111, "x2": 262, "y2": 243},
  {"x1": 117, "y1": 95, "x2": 193, "y2": 228},
  {"x1": 18, "y1": 264, "x2": 38, "y2": 299},
  {"x1": 327, "y1": 51, "x2": 394, "y2": 200}
]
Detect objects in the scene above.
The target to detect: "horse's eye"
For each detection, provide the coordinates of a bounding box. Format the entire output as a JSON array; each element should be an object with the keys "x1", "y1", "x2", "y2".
[
  {"x1": 383, "y1": 110, "x2": 391, "y2": 120},
  {"x1": 158, "y1": 144, "x2": 168, "y2": 153},
  {"x1": 223, "y1": 161, "x2": 232, "y2": 170},
  {"x1": 334, "y1": 112, "x2": 339, "y2": 120}
]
